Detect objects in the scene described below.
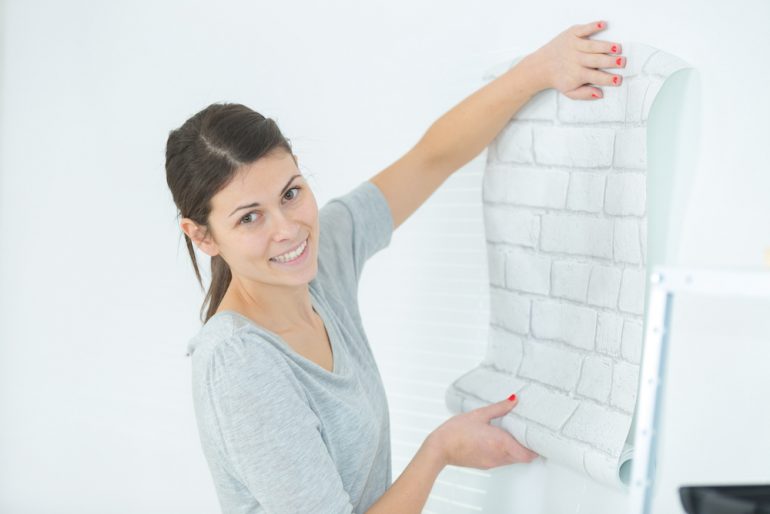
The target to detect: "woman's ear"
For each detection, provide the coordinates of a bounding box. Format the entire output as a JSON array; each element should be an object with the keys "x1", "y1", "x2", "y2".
[{"x1": 180, "y1": 218, "x2": 220, "y2": 257}]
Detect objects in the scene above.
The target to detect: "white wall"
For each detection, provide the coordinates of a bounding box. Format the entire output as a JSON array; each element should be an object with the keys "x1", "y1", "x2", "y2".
[{"x1": 1, "y1": 1, "x2": 769, "y2": 513}]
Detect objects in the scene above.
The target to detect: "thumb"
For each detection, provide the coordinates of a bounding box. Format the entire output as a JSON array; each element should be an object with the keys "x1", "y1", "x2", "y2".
[
  {"x1": 564, "y1": 84, "x2": 603, "y2": 100},
  {"x1": 478, "y1": 394, "x2": 519, "y2": 422}
]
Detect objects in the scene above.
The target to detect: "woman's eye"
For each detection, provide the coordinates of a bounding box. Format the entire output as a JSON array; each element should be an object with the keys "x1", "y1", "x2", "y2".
[
  {"x1": 240, "y1": 212, "x2": 260, "y2": 224},
  {"x1": 284, "y1": 186, "x2": 301, "y2": 201}
]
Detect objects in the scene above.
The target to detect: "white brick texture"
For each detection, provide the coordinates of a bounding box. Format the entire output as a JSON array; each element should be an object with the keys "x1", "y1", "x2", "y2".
[
  {"x1": 486, "y1": 245, "x2": 506, "y2": 287},
  {"x1": 562, "y1": 402, "x2": 630, "y2": 455},
  {"x1": 577, "y1": 355, "x2": 613, "y2": 402},
  {"x1": 619, "y1": 268, "x2": 647, "y2": 314},
  {"x1": 614, "y1": 128, "x2": 647, "y2": 169},
  {"x1": 505, "y1": 249, "x2": 551, "y2": 295},
  {"x1": 541, "y1": 214, "x2": 613, "y2": 258},
  {"x1": 614, "y1": 218, "x2": 642, "y2": 264},
  {"x1": 611, "y1": 361, "x2": 640, "y2": 413},
  {"x1": 447, "y1": 43, "x2": 690, "y2": 489},
  {"x1": 533, "y1": 126, "x2": 615, "y2": 167},
  {"x1": 489, "y1": 288, "x2": 530, "y2": 335},
  {"x1": 551, "y1": 260, "x2": 591, "y2": 301},
  {"x1": 511, "y1": 382, "x2": 578, "y2": 431},
  {"x1": 453, "y1": 366, "x2": 528, "y2": 405},
  {"x1": 621, "y1": 319, "x2": 644, "y2": 364},
  {"x1": 587, "y1": 264, "x2": 622, "y2": 308},
  {"x1": 558, "y1": 85, "x2": 628, "y2": 124},
  {"x1": 484, "y1": 165, "x2": 569, "y2": 208},
  {"x1": 512, "y1": 88, "x2": 557, "y2": 121},
  {"x1": 531, "y1": 300, "x2": 597, "y2": 350},
  {"x1": 605, "y1": 173, "x2": 646, "y2": 216},
  {"x1": 482, "y1": 325, "x2": 524, "y2": 373},
  {"x1": 518, "y1": 340, "x2": 583, "y2": 391},
  {"x1": 483, "y1": 205, "x2": 539, "y2": 247},
  {"x1": 596, "y1": 312, "x2": 624, "y2": 357},
  {"x1": 495, "y1": 125, "x2": 533, "y2": 163},
  {"x1": 567, "y1": 172, "x2": 606, "y2": 213},
  {"x1": 526, "y1": 425, "x2": 585, "y2": 473}
]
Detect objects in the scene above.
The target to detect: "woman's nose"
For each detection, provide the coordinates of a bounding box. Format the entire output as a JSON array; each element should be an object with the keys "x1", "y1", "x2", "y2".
[{"x1": 269, "y1": 210, "x2": 299, "y2": 241}]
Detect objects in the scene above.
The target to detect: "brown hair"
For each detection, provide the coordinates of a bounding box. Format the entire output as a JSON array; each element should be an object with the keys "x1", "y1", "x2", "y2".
[{"x1": 165, "y1": 103, "x2": 295, "y2": 323}]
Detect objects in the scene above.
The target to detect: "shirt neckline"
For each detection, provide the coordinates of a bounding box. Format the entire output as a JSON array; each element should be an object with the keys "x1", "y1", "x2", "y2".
[{"x1": 211, "y1": 287, "x2": 342, "y2": 376}]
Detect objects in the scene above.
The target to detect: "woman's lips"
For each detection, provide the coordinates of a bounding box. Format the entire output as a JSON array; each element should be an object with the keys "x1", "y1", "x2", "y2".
[{"x1": 269, "y1": 237, "x2": 309, "y2": 264}]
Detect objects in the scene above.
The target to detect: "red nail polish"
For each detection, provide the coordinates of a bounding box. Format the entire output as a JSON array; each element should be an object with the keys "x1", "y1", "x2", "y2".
[
  {"x1": 613, "y1": 76, "x2": 619, "y2": 84},
  {"x1": 611, "y1": 45, "x2": 617, "y2": 53},
  {"x1": 507, "y1": 393, "x2": 517, "y2": 402},
  {"x1": 592, "y1": 93, "x2": 599, "y2": 98},
  {"x1": 597, "y1": 22, "x2": 603, "y2": 28},
  {"x1": 616, "y1": 57, "x2": 622, "y2": 66}
]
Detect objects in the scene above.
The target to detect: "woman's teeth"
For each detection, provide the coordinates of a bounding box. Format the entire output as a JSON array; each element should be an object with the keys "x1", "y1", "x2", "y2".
[{"x1": 270, "y1": 238, "x2": 307, "y2": 263}]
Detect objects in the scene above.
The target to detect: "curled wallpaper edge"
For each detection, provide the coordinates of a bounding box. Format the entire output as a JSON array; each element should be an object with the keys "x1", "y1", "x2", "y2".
[
  {"x1": 446, "y1": 367, "x2": 635, "y2": 489},
  {"x1": 445, "y1": 42, "x2": 693, "y2": 490}
]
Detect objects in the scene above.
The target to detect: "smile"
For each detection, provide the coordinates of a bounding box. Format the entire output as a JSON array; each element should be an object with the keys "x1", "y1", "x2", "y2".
[{"x1": 269, "y1": 237, "x2": 309, "y2": 264}]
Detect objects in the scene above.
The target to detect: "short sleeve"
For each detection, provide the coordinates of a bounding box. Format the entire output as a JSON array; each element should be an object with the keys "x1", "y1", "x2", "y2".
[
  {"x1": 192, "y1": 334, "x2": 355, "y2": 514},
  {"x1": 317, "y1": 180, "x2": 393, "y2": 292}
]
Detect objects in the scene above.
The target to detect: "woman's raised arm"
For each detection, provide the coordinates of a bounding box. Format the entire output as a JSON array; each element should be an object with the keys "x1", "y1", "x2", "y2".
[{"x1": 369, "y1": 20, "x2": 625, "y2": 231}]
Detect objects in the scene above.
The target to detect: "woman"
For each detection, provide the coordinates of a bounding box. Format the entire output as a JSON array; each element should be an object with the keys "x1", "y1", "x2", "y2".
[{"x1": 166, "y1": 21, "x2": 625, "y2": 514}]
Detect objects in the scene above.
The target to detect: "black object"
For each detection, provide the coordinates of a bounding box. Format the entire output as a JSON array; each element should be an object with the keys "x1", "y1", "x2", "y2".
[{"x1": 679, "y1": 485, "x2": 770, "y2": 514}]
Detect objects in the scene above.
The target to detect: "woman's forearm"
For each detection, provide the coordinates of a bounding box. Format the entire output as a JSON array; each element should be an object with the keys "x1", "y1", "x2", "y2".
[
  {"x1": 365, "y1": 434, "x2": 447, "y2": 514},
  {"x1": 414, "y1": 57, "x2": 546, "y2": 175}
]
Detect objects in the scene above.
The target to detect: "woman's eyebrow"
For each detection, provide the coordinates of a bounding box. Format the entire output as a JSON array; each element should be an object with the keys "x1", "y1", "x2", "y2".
[{"x1": 228, "y1": 174, "x2": 302, "y2": 217}]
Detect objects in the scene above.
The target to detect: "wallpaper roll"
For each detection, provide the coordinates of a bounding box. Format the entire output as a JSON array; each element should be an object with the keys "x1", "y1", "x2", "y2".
[{"x1": 445, "y1": 42, "x2": 691, "y2": 489}]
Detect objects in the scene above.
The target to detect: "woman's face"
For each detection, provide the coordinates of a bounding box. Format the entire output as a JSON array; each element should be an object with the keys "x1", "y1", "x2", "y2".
[{"x1": 195, "y1": 151, "x2": 320, "y2": 290}]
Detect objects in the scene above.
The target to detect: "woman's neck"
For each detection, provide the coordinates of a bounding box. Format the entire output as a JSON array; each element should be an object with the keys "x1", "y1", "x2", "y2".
[{"x1": 218, "y1": 277, "x2": 318, "y2": 334}]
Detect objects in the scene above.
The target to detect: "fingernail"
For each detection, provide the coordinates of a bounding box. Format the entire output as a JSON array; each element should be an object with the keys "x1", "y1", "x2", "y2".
[
  {"x1": 591, "y1": 93, "x2": 600, "y2": 98},
  {"x1": 616, "y1": 57, "x2": 622, "y2": 66},
  {"x1": 613, "y1": 76, "x2": 620, "y2": 85},
  {"x1": 611, "y1": 45, "x2": 618, "y2": 53},
  {"x1": 597, "y1": 22, "x2": 603, "y2": 29},
  {"x1": 507, "y1": 393, "x2": 517, "y2": 402}
]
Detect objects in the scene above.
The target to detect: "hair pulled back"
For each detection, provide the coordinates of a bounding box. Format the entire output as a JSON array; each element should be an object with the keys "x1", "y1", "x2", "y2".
[{"x1": 165, "y1": 103, "x2": 295, "y2": 324}]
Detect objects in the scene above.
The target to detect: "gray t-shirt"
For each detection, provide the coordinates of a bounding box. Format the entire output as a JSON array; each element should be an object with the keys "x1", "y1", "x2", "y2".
[{"x1": 188, "y1": 180, "x2": 394, "y2": 514}]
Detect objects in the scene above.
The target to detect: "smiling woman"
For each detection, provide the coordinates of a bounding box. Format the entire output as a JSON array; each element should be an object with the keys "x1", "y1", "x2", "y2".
[
  {"x1": 165, "y1": 102, "x2": 402, "y2": 513},
  {"x1": 166, "y1": 20, "x2": 625, "y2": 514},
  {"x1": 182, "y1": 151, "x2": 322, "y2": 315},
  {"x1": 165, "y1": 103, "x2": 301, "y2": 324}
]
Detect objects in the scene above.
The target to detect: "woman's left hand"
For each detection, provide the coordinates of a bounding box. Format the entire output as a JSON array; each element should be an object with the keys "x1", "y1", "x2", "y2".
[{"x1": 521, "y1": 20, "x2": 626, "y2": 100}]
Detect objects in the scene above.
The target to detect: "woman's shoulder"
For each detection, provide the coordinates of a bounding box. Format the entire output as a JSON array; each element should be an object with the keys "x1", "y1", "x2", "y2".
[
  {"x1": 188, "y1": 312, "x2": 310, "y2": 411},
  {"x1": 187, "y1": 312, "x2": 284, "y2": 379},
  {"x1": 317, "y1": 180, "x2": 392, "y2": 237},
  {"x1": 187, "y1": 311, "x2": 248, "y2": 355}
]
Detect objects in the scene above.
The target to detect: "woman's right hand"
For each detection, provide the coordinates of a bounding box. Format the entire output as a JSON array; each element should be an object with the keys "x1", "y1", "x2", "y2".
[{"x1": 427, "y1": 395, "x2": 539, "y2": 470}]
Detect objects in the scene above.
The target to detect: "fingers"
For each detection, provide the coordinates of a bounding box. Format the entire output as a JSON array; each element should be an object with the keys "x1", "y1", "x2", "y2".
[
  {"x1": 570, "y1": 20, "x2": 621, "y2": 55},
  {"x1": 474, "y1": 396, "x2": 519, "y2": 422},
  {"x1": 579, "y1": 52, "x2": 626, "y2": 70},
  {"x1": 508, "y1": 443, "x2": 539, "y2": 463},
  {"x1": 496, "y1": 429, "x2": 539, "y2": 463},
  {"x1": 571, "y1": 20, "x2": 607, "y2": 38},
  {"x1": 562, "y1": 59, "x2": 622, "y2": 101},
  {"x1": 564, "y1": 85, "x2": 603, "y2": 101},
  {"x1": 578, "y1": 38, "x2": 623, "y2": 56},
  {"x1": 572, "y1": 33, "x2": 624, "y2": 101},
  {"x1": 569, "y1": 20, "x2": 624, "y2": 103},
  {"x1": 585, "y1": 67, "x2": 623, "y2": 88}
]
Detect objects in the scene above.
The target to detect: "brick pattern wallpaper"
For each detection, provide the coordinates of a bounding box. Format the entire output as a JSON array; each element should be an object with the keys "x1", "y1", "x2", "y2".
[{"x1": 445, "y1": 43, "x2": 690, "y2": 489}]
